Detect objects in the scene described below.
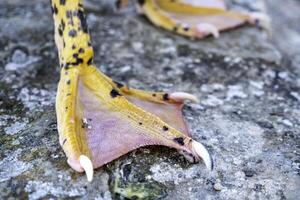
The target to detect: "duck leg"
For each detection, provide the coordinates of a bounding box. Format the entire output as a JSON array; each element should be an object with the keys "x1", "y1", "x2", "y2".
[{"x1": 51, "y1": 0, "x2": 212, "y2": 182}]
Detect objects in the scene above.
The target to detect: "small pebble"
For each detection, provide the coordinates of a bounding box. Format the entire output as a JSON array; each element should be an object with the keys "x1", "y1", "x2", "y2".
[
  {"x1": 214, "y1": 182, "x2": 223, "y2": 191},
  {"x1": 12, "y1": 140, "x2": 20, "y2": 146},
  {"x1": 282, "y1": 119, "x2": 293, "y2": 127}
]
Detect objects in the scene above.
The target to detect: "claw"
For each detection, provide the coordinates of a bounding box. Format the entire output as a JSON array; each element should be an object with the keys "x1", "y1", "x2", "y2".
[
  {"x1": 248, "y1": 12, "x2": 271, "y2": 30},
  {"x1": 195, "y1": 23, "x2": 220, "y2": 38},
  {"x1": 191, "y1": 140, "x2": 213, "y2": 171},
  {"x1": 79, "y1": 155, "x2": 94, "y2": 182},
  {"x1": 169, "y1": 92, "x2": 199, "y2": 103}
]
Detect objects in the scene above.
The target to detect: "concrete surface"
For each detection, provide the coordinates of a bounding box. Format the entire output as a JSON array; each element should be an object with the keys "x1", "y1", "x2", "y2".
[{"x1": 0, "y1": 0, "x2": 299, "y2": 199}]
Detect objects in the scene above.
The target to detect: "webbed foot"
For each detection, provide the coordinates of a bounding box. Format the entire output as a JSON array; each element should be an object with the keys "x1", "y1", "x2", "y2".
[
  {"x1": 57, "y1": 67, "x2": 213, "y2": 182},
  {"x1": 51, "y1": 0, "x2": 212, "y2": 182},
  {"x1": 137, "y1": 0, "x2": 270, "y2": 39}
]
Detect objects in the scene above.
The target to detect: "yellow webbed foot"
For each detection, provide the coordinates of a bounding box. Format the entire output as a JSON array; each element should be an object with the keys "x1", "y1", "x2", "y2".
[
  {"x1": 57, "y1": 65, "x2": 213, "y2": 182},
  {"x1": 137, "y1": 0, "x2": 270, "y2": 39},
  {"x1": 51, "y1": 0, "x2": 212, "y2": 182},
  {"x1": 59, "y1": 66, "x2": 213, "y2": 182}
]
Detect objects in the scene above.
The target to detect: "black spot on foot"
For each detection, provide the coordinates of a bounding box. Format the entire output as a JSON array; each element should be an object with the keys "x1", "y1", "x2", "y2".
[
  {"x1": 163, "y1": 93, "x2": 169, "y2": 101},
  {"x1": 53, "y1": 4, "x2": 58, "y2": 14},
  {"x1": 77, "y1": 10, "x2": 88, "y2": 33},
  {"x1": 60, "y1": 0, "x2": 66, "y2": 5},
  {"x1": 58, "y1": 27, "x2": 63, "y2": 36},
  {"x1": 61, "y1": 19, "x2": 65, "y2": 30},
  {"x1": 78, "y1": 48, "x2": 85, "y2": 54},
  {"x1": 163, "y1": 126, "x2": 169, "y2": 131},
  {"x1": 110, "y1": 89, "x2": 121, "y2": 98},
  {"x1": 87, "y1": 57, "x2": 93, "y2": 65},
  {"x1": 183, "y1": 26, "x2": 190, "y2": 32},
  {"x1": 174, "y1": 137, "x2": 184, "y2": 146}
]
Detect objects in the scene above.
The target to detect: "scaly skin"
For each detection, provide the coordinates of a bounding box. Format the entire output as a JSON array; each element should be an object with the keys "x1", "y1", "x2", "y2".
[
  {"x1": 52, "y1": 0, "x2": 94, "y2": 172},
  {"x1": 51, "y1": 0, "x2": 213, "y2": 182}
]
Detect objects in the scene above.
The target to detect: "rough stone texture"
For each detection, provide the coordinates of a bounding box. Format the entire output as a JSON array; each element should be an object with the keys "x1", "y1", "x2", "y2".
[{"x1": 0, "y1": 0, "x2": 300, "y2": 199}]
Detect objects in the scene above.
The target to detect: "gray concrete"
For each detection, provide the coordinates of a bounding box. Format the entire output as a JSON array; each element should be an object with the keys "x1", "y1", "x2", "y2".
[{"x1": 0, "y1": 0, "x2": 299, "y2": 199}]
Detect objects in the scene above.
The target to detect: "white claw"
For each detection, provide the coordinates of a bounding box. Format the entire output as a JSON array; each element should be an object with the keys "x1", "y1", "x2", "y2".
[
  {"x1": 169, "y1": 92, "x2": 199, "y2": 103},
  {"x1": 192, "y1": 140, "x2": 213, "y2": 171},
  {"x1": 196, "y1": 23, "x2": 220, "y2": 38},
  {"x1": 79, "y1": 155, "x2": 94, "y2": 182},
  {"x1": 248, "y1": 12, "x2": 271, "y2": 30}
]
